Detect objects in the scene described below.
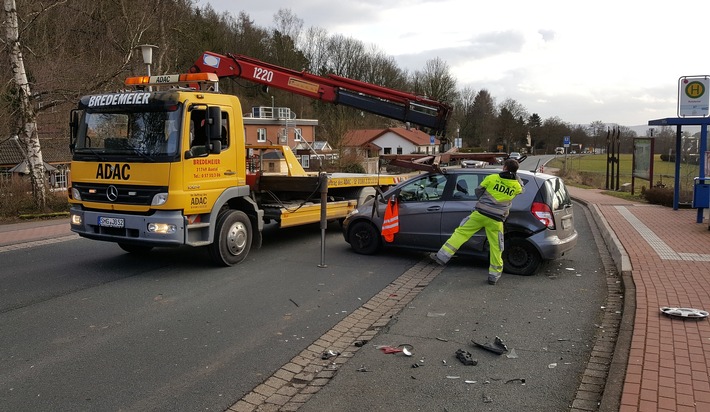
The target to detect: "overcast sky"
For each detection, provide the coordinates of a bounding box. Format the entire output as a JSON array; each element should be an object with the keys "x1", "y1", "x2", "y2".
[{"x1": 199, "y1": 0, "x2": 708, "y2": 129}]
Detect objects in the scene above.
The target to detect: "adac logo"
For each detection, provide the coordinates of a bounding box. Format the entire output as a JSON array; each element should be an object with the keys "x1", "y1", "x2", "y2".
[{"x1": 96, "y1": 163, "x2": 130, "y2": 180}]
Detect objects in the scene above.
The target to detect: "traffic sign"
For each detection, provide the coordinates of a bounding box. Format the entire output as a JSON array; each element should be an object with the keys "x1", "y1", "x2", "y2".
[
  {"x1": 563, "y1": 136, "x2": 570, "y2": 147},
  {"x1": 678, "y1": 76, "x2": 709, "y2": 117}
]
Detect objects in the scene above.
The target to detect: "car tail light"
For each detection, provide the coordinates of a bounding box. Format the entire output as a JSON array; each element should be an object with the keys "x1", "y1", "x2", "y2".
[{"x1": 531, "y1": 201, "x2": 555, "y2": 229}]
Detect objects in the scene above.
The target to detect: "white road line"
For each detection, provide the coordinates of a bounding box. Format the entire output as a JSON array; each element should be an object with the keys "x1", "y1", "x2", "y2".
[{"x1": 0, "y1": 235, "x2": 79, "y2": 253}]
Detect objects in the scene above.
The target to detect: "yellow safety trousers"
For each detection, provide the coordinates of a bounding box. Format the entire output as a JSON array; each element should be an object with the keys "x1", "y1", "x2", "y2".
[{"x1": 439, "y1": 211, "x2": 504, "y2": 277}]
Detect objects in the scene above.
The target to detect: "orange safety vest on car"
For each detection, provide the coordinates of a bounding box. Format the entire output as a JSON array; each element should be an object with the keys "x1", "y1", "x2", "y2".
[{"x1": 381, "y1": 196, "x2": 399, "y2": 242}]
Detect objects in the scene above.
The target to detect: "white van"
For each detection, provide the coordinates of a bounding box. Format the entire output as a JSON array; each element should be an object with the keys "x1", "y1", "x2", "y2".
[{"x1": 555, "y1": 147, "x2": 565, "y2": 155}]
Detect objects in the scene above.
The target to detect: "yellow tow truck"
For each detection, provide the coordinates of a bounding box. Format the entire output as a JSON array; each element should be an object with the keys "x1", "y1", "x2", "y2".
[{"x1": 67, "y1": 52, "x2": 450, "y2": 265}]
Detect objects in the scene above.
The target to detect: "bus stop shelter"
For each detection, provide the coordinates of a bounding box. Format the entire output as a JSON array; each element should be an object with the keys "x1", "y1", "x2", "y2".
[{"x1": 647, "y1": 117, "x2": 709, "y2": 223}]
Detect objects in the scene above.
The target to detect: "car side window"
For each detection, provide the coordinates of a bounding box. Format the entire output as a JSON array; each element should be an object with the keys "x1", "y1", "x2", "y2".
[
  {"x1": 398, "y1": 174, "x2": 446, "y2": 202},
  {"x1": 451, "y1": 174, "x2": 481, "y2": 200}
]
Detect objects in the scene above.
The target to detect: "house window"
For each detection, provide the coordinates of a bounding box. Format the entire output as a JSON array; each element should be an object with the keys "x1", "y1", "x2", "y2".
[
  {"x1": 53, "y1": 169, "x2": 68, "y2": 188},
  {"x1": 397, "y1": 147, "x2": 403, "y2": 154},
  {"x1": 279, "y1": 128, "x2": 287, "y2": 144},
  {"x1": 384, "y1": 148, "x2": 392, "y2": 155},
  {"x1": 301, "y1": 155, "x2": 310, "y2": 168},
  {"x1": 294, "y1": 128, "x2": 302, "y2": 141},
  {"x1": 257, "y1": 128, "x2": 266, "y2": 142}
]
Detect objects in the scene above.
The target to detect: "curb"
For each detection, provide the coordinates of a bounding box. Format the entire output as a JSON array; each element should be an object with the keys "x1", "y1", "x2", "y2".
[{"x1": 572, "y1": 196, "x2": 634, "y2": 412}]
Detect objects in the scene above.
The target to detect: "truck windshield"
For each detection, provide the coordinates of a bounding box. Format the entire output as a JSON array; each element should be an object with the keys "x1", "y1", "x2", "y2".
[{"x1": 74, "y1": 108, "x2": 183, "y2": 160}]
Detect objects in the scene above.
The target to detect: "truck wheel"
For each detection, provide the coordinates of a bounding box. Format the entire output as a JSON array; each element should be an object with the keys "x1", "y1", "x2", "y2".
[
  {"x1": 502, "y1": 238, "x2": 541, "y2": 276},
  {"x1": 118, "y1": 243, "x2": 154, "y2": 254},
  {"x1": 209, "y1": 210, "x2": 252, "y2": 266},
  {"x1": 347, "y1": 220, "x2": 381, "y2": 255}
]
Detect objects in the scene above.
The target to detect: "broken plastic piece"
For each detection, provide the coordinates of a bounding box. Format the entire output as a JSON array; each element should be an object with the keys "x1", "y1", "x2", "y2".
[
  {"x1": 354, "y1": 340, "x2": 368, "y2": 347},
  {"x1": 471, "y1": 339, "x2": 507, "y2": 355},
  {"x1": 321, "y1": 350, "x2": 339, "y2": 360},
  {"x1": 379, "y1": 346, "x2": 403, "y2": 354},
  {"x1": 399, "y1": 344, "x2": 414, "y2": 356},
  {"x1": 494, "y1": 336, "x2": 508, "y2": 352},
  {"x1": 506, "y1": 348, "x2": 519, "y2": 359},
  {"x1": 356, "y1": 365, "x2": 368, "y2": 372},
  {"x1": 379, "y1": 344, "x2": 414, "y2": 355},
  {"x1": 455, "y1": 349, "x2": 478, "y2": 366},
  {"x1": 505, "y1": 378, "x2": 526, "y2": 384}
]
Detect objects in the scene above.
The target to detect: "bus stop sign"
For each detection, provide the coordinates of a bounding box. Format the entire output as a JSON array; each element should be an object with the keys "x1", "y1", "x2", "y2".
[{"x1": 678, "y1": 76, "x2": 710, "y2": 117}]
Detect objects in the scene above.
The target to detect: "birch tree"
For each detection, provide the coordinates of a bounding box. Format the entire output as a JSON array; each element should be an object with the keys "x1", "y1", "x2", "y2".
[{"x1": 2, "y1": 0, "x2": 47, "y2": 208}]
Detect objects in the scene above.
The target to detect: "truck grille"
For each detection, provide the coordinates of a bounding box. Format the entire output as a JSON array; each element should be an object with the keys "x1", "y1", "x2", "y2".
[{"x1": 73, "y1": 183, "x2": 168, "y2": 206}]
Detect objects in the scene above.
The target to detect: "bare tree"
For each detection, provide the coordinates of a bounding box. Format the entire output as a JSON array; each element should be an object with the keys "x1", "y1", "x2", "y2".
[
  {"x1": 540, "y1": 116, "x2": 572, "y2": 153},
  {"x1": 2, "y1": 0, "x2": 48, "y2": 208},
  {"x1": 412, "y1": 57, "x2": 457, "y2": 104},
  {"x1": 452, "y1": 86, "x2": 476, "y2": 146},
  {"x1": 497, "y1": 98, "x2": 529, "y2": 152}
]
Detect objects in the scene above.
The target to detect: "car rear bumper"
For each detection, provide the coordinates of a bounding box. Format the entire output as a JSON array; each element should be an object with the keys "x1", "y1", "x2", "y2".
[{"x1": 528, "y1": 229, "x2": 578, "y2": 260}]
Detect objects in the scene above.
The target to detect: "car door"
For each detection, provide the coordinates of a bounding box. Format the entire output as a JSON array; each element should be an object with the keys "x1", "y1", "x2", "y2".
[
  {"x1": 439, "y1": 172, "x2": 488, "y2": 252},
  {"x1": 394, "y1": 173, "x2": 448, "y2": 249}
]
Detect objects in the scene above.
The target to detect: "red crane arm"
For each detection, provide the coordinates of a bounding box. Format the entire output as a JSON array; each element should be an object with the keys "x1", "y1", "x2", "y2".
[{"x1": 190, "y1": 51, "x2": 451, "y2": 134}]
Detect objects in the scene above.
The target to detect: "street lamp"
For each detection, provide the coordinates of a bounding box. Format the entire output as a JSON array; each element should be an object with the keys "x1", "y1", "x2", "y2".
[
  {"x1": 135, "y1": 44, "x2": 158, "y2": 91},
  {"x1": 136, "y1": 44, "x2": 158, "y2": 76}
]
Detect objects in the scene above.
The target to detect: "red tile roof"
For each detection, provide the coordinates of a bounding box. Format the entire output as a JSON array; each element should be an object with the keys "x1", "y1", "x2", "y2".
[{"x1": 342, "y1": 127, "x2": 437, "y2": 147}]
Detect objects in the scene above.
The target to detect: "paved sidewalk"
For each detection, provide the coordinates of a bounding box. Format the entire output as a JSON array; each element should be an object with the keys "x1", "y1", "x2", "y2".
[
  {"x1": 0, "y1": 217, "x2": 75, "y2": 250},
  {"x1": 569, "y1": 187, "x2": 710, "y2": 412}
]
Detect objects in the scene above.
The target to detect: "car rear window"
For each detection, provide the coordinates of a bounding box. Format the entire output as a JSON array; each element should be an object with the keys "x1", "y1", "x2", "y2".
[{"x1": 542, "y1": 178, "x2": 572, "y2": 210}]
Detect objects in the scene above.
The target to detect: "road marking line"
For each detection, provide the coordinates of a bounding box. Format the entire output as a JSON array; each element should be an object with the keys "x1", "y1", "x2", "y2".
[{"x1": 0, "y1": 235, "x2": 79, "y2": 253}]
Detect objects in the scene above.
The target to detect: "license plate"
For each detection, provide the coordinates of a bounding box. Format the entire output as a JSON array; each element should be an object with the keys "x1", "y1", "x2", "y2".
[
  {"x1": 99, "y1": 216, "x2": 125, "y2": 228},
  {"x1": 562, "y1": 218, "x2": 571, "y2": 229}
]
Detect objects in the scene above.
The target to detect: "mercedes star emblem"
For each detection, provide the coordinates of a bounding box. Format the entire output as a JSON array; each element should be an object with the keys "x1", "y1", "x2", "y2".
[{"x1": 106, "y1": 185, "x2": 119, "y2": 202}]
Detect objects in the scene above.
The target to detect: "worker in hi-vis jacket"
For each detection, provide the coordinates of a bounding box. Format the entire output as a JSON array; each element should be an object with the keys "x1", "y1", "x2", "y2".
[{"x1": 430, "y1": 158, "x2": 524, "y2": 285}]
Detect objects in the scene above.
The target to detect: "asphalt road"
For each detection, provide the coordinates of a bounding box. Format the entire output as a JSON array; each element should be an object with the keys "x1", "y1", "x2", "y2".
[
  {"x1": 0, "y1": 199, "x2": 610, "y2": 411},
  {"x1": 0, "y1": 223, "x2": 417, "y2": 411},
  {"x1": 300, "y1": 202, "x2": 609, "y2": 412}
]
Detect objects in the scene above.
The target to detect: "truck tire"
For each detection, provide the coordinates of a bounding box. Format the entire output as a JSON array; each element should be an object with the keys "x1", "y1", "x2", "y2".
[
  {"x1": 209, "y1": 209, "x2": 252, "y2": 266},
  {"x1": 502, "y1": 237, "x2": 541, "y2": 276},
  {"x1": 347, "y1": 220, "x2": 381, "y2": 255},
  {"x1": 118, "y1": 243, "x2": 154, "y2": 254}
]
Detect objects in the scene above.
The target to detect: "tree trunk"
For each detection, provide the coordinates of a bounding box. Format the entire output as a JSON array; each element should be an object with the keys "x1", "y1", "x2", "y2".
[{"x1": 3, "y1": 0, "x2": 48, "y2": 209}]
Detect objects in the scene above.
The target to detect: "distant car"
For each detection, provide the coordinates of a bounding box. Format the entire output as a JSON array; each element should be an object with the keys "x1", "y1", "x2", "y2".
[
  {"x1": 342, "y1": 168, "x2": 578, "y2": 275},
  {"x1": 460, "y1": 159, "x2": 487, "y2": 168},
  {"x1": 555, "y1": 147, "x2": 565, "y2": 155},
  {"x1": 509, "y1": 151, "x2": 522, "y2": 161}
]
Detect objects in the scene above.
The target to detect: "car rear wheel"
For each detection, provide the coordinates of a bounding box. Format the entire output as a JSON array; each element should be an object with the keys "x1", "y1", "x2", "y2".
[
  {"x1": 348, "y1": 220, "x2": 381, "y2": 255},
  {"x1": 502, "y1": 238, "x2": 541, "y2": 276}
]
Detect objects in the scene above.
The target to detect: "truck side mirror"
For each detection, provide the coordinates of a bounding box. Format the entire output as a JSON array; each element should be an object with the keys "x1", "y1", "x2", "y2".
[
  {"x1": 185, "y1": 145, "x2": 209, "y2": 159},
  {"x1": 209, "y1": 140, "x2": 221, "y2": 154},
  {"x1": 69, "y1": 110, "x2": 79, "y2": 154}
]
